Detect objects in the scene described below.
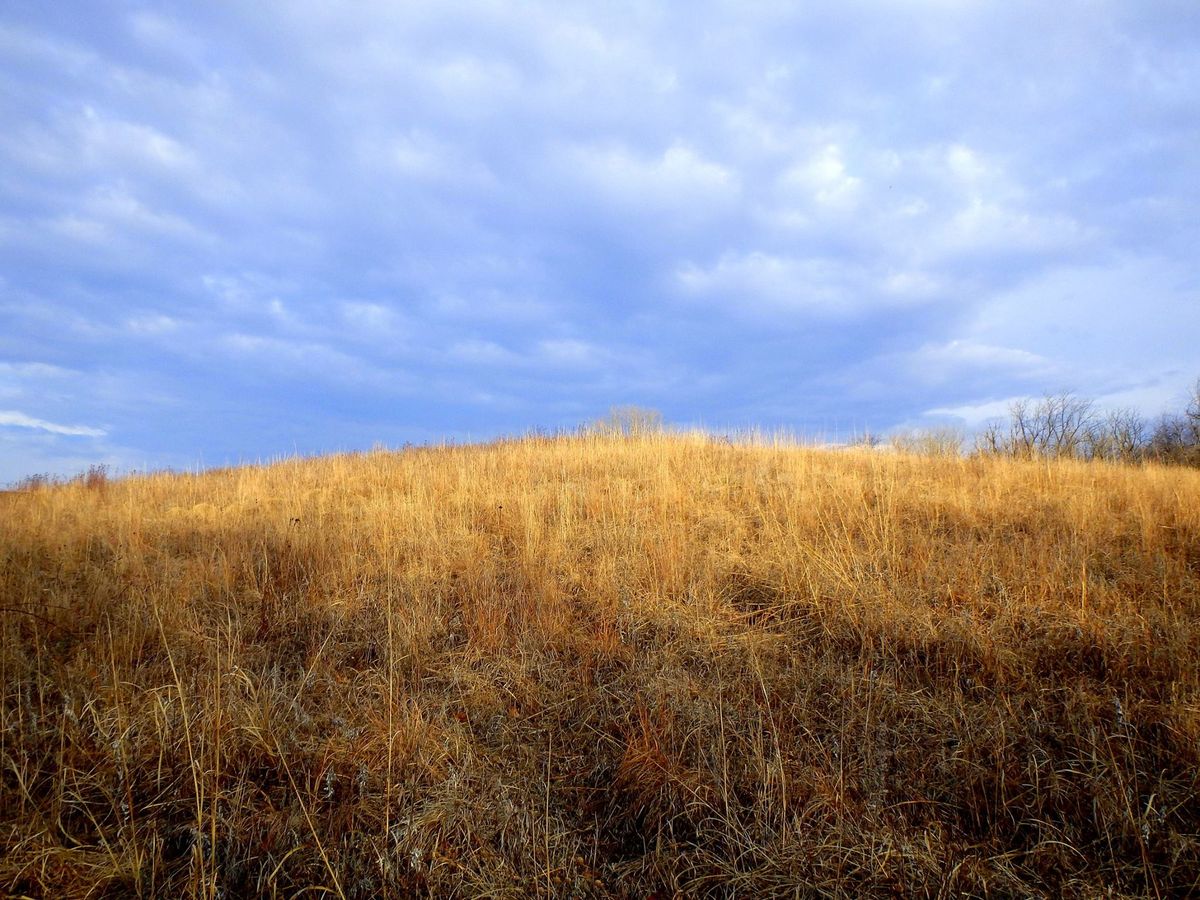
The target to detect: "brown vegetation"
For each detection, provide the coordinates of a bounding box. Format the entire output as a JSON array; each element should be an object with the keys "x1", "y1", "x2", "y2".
[{"x1": 2, "y1": 433, "x2": 1199, "y2": 897}]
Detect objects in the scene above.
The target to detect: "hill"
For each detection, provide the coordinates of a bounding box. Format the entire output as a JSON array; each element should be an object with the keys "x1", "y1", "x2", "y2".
[{"x1": 2, "y1": 433, "x2": 1199, "y2": 897}]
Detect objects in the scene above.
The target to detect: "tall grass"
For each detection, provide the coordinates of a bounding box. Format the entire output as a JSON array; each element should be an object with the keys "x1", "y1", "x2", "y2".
[{"x1": 2, "y1": 432, "x2": 1199, "y2": 897}]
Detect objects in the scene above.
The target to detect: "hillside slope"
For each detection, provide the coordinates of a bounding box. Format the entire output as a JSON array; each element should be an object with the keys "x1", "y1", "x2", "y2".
[{"x1": 2, "y1": 434, "x2": 1199, "y2": 897}]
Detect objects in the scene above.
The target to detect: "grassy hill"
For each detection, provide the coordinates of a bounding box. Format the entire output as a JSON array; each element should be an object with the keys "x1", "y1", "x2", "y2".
[{"x1": 2, "y1": 433, "x2": 1199, "y2": 897}]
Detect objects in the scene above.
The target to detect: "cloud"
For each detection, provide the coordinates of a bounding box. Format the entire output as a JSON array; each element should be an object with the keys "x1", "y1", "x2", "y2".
[
  {"x1": 675, "y1": 251, "x2": 937, "y2": 317},
  {"x1": 0, "y1": 409, "x2": 106, "y2": 437},
  {"x1": 922, "y1": 396, "x2": 1028, "y2": 427},
  {"x1": 536, "y1": 338, "x2": 607, "y2": 368},
  {"x1": 125, "y1": 313, "x2": 182, "y2": 335},
  {"x1": 933, "y1": 198, "x2": 1090, "y2": 260},
  {"x1": 219, "y1": 332, "x2": 382, "y2": 381},
  {"x1": 880, "y1": 270, "x2": 942, "y2": 298},
  {"x1": 340, "y1": 301, "x2": 406, "y2": 338},
  {"x1": 561, "y1": 141, "x2": 739, "y2": 219},
  {"x1": 448, "y1": 337, "x2": 610, "y2": 370},
  {"x1": 777, "y1": 143, "x2": 863, "y2": 212},
  {"x1": 0, "y1": 2, "x2": 1196, "y2": 477},
  {"x1": 965, "y1": 257, "x2": 1200, "y2": 394},
  {"x1": 0, "y1": 361, "x2": 76, "y2": 381},
  {"x1": 52, "y1": 184, "x2": 211, "y2": 246},
  {"x1": 77, "y1": 106, "x2": 195, "y2": 173},
  {"x1": 908, "y1": 339, "x2": 1056, "y2": 381},
  {"x1": 448, "y1": 338, "x2": 520, "y2": 367},
  {"x1": 676, "y1": 252, "x2": 860, "y2": 315}
]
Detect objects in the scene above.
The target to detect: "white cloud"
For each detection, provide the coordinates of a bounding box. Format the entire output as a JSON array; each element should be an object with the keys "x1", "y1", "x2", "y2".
[
  {"x1": 778, "y1": 143, "x2": 863, "y2": 212},
  {"x1": 0, "y1": 104, "x2": 201, "y2": 189},
  {"x1": 880, "y1": 270, "x2": 942, "y2": 298},
  {"x1": 906, "y1": 339, "x2": 1057, "y2": 383},
  {"x1": 354, "y1": 128, "x2": 499, "y2": 192},
  {"x1": 1093, "y1": 380, "x2": 1194, "y2": 418},
  {"x1": 0, "y1": 409, "x2": 106, "y2": 437},
  {"x1": 923, "y1": 396, "x2": 1028, "y2": 426},
  {"x1": 428, "y1": 55, "x2": 521, "y2": 103},
  {"x1": 128, "y1": 10, "x2": 208, "y2": 64},
  {"x1": 50, "y1": 185, "x2": 211, "y2": 246},
  {"x1": 967, "y1": 257, "x2": 1200, "y2": 386},
  {"x1": 448, "y1": 337, "x2": 609, "y2": 369},
  {"x1": 79, "y1": 106, "x2": 194, "y2": 172},
  {"x1": 676, "y1": 251, "x2": 931, "y2": 317},
  {"x1": 387, "y1": 131, "x2": 448, "y2": 178},
  {"x1": 0, "y1": 361, "x2": 75, "y2": 380},
  {"x1": 448, "y1": 339, "x2": 520, "y2": 366},
  {"x1": 0, "y1": 22, "x2": 93, "y2": 72},
  {"x1": 944, "y1": 143, "x2": 992, "y2": 186},
  {"x1": 924, "y1": 339, "x2": 1050, "y2": 368},
  {"x1": 921, "y1": 375, "x2": 1190, "y2": 427},
  {"x1": 221, "y1": 333, "x2": 327, "y2": 364},
  {"x1": 203, "y1": 274, "x2": 296, "y2": 314},
  {"x1": 340, "y1": 301, "x2": 405, "y2": 336},
  {"x1": 430, "y1": 289, "x2": 551, "y2": 322},
  {"x1": 536, "y1": 338, "x2": 604, "y2": 367},
  {"x1": 126, "y1": 314, "x2": 182, "y2": 335},
  {"x1": 217, "y1": 331, "x2": 423, "y2": 392},
  {"x1": 563, "y1": 141, "x2": 738, "y2": 215},
  {"x1": 936, "y1": 198, "x2": 1089, "y2": 258}
]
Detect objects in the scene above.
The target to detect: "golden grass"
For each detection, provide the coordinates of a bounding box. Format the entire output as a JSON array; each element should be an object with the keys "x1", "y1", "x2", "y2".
[{"x1": 2, "y1": 432, "x2": 1199, "y2": 897}]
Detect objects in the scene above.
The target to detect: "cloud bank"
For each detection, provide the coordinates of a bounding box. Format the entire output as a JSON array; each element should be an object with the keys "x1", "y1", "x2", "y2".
[{"x1": 1, "y1": 1, "x2": 1197, "y2": 481}]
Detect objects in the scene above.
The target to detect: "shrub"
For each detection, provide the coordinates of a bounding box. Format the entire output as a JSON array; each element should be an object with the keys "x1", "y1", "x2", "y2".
[
  {"x1": 587, "y1": 405, "x2": 664, "y2": 437},
  {"x1": 889, "y1": 426, "x2": 965, "y2": 457},
  {"x1": 10, "y1": 473, "x2": 54, "y2": 491},
  {"x1": 78, "y1": 464, "x2": 110, "y2": 491}
]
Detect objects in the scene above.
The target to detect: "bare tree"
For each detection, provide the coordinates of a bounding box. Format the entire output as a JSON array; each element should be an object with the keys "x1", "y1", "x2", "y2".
[
  {"x1": 982, "y1": 393, "x2": 1098, "y2": 459},
  {"x1": 850, "y1": 428, "x2": 882, "y2": 448},
  {"x1": 1042, "y1": 393, "x2": 1098, "y2": 458},
  {"x1": 975, "y1": 379, "x2": 1200, "y2": 467},
  {"x1": 974, "y1": 421, "x2": 1005, "y2": 457},
  {"x1": 1188, "y1": 377, "x2": 1200, "y2": 430},
  {"x1": 1090, "y1": 408, "x2": 1147, "y2": 462},
  {"x1": 1148, "y1": 379, "x2": 1200, "y2": 465}
]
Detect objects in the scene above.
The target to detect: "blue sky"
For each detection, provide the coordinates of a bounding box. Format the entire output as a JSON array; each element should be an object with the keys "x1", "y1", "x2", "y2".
[{"x1": 1, "y1": 1, "x2": 1198, "y2": 482}]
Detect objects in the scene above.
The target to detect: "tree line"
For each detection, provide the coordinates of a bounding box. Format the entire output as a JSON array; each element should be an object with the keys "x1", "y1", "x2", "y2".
[
  {"x1": 973, "y1": 379, "x2": 1200, "y2": 464},
  {"x1": 587, "y1": 384, "x2": 1200, "y2": 467}
]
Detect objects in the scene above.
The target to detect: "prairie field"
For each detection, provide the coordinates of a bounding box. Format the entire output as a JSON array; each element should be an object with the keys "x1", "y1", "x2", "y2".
[{"x1": 2, "y1": 432, "x2": 1199, "y2": 898}]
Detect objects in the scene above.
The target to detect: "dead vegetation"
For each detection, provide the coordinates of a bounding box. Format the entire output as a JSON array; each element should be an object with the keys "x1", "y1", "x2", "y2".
[{"x1": 2, "y1": 432, "x2": 1199, "y2": 897}]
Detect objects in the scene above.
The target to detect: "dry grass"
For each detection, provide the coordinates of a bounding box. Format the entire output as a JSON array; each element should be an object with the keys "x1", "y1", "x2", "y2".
[{"x1": 2, "y1": 432, "x2": 1199, "y2": 898}]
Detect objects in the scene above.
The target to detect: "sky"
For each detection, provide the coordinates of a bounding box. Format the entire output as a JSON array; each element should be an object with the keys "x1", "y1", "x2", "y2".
[{"x1": 1, "y1": 1, "x2": 1198, "y2": 482}]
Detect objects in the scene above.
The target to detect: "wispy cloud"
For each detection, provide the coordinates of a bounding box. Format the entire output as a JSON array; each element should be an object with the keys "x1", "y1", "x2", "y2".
[{"x1": 0, "y1": 410, "x2": 106, "y2": 437}]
